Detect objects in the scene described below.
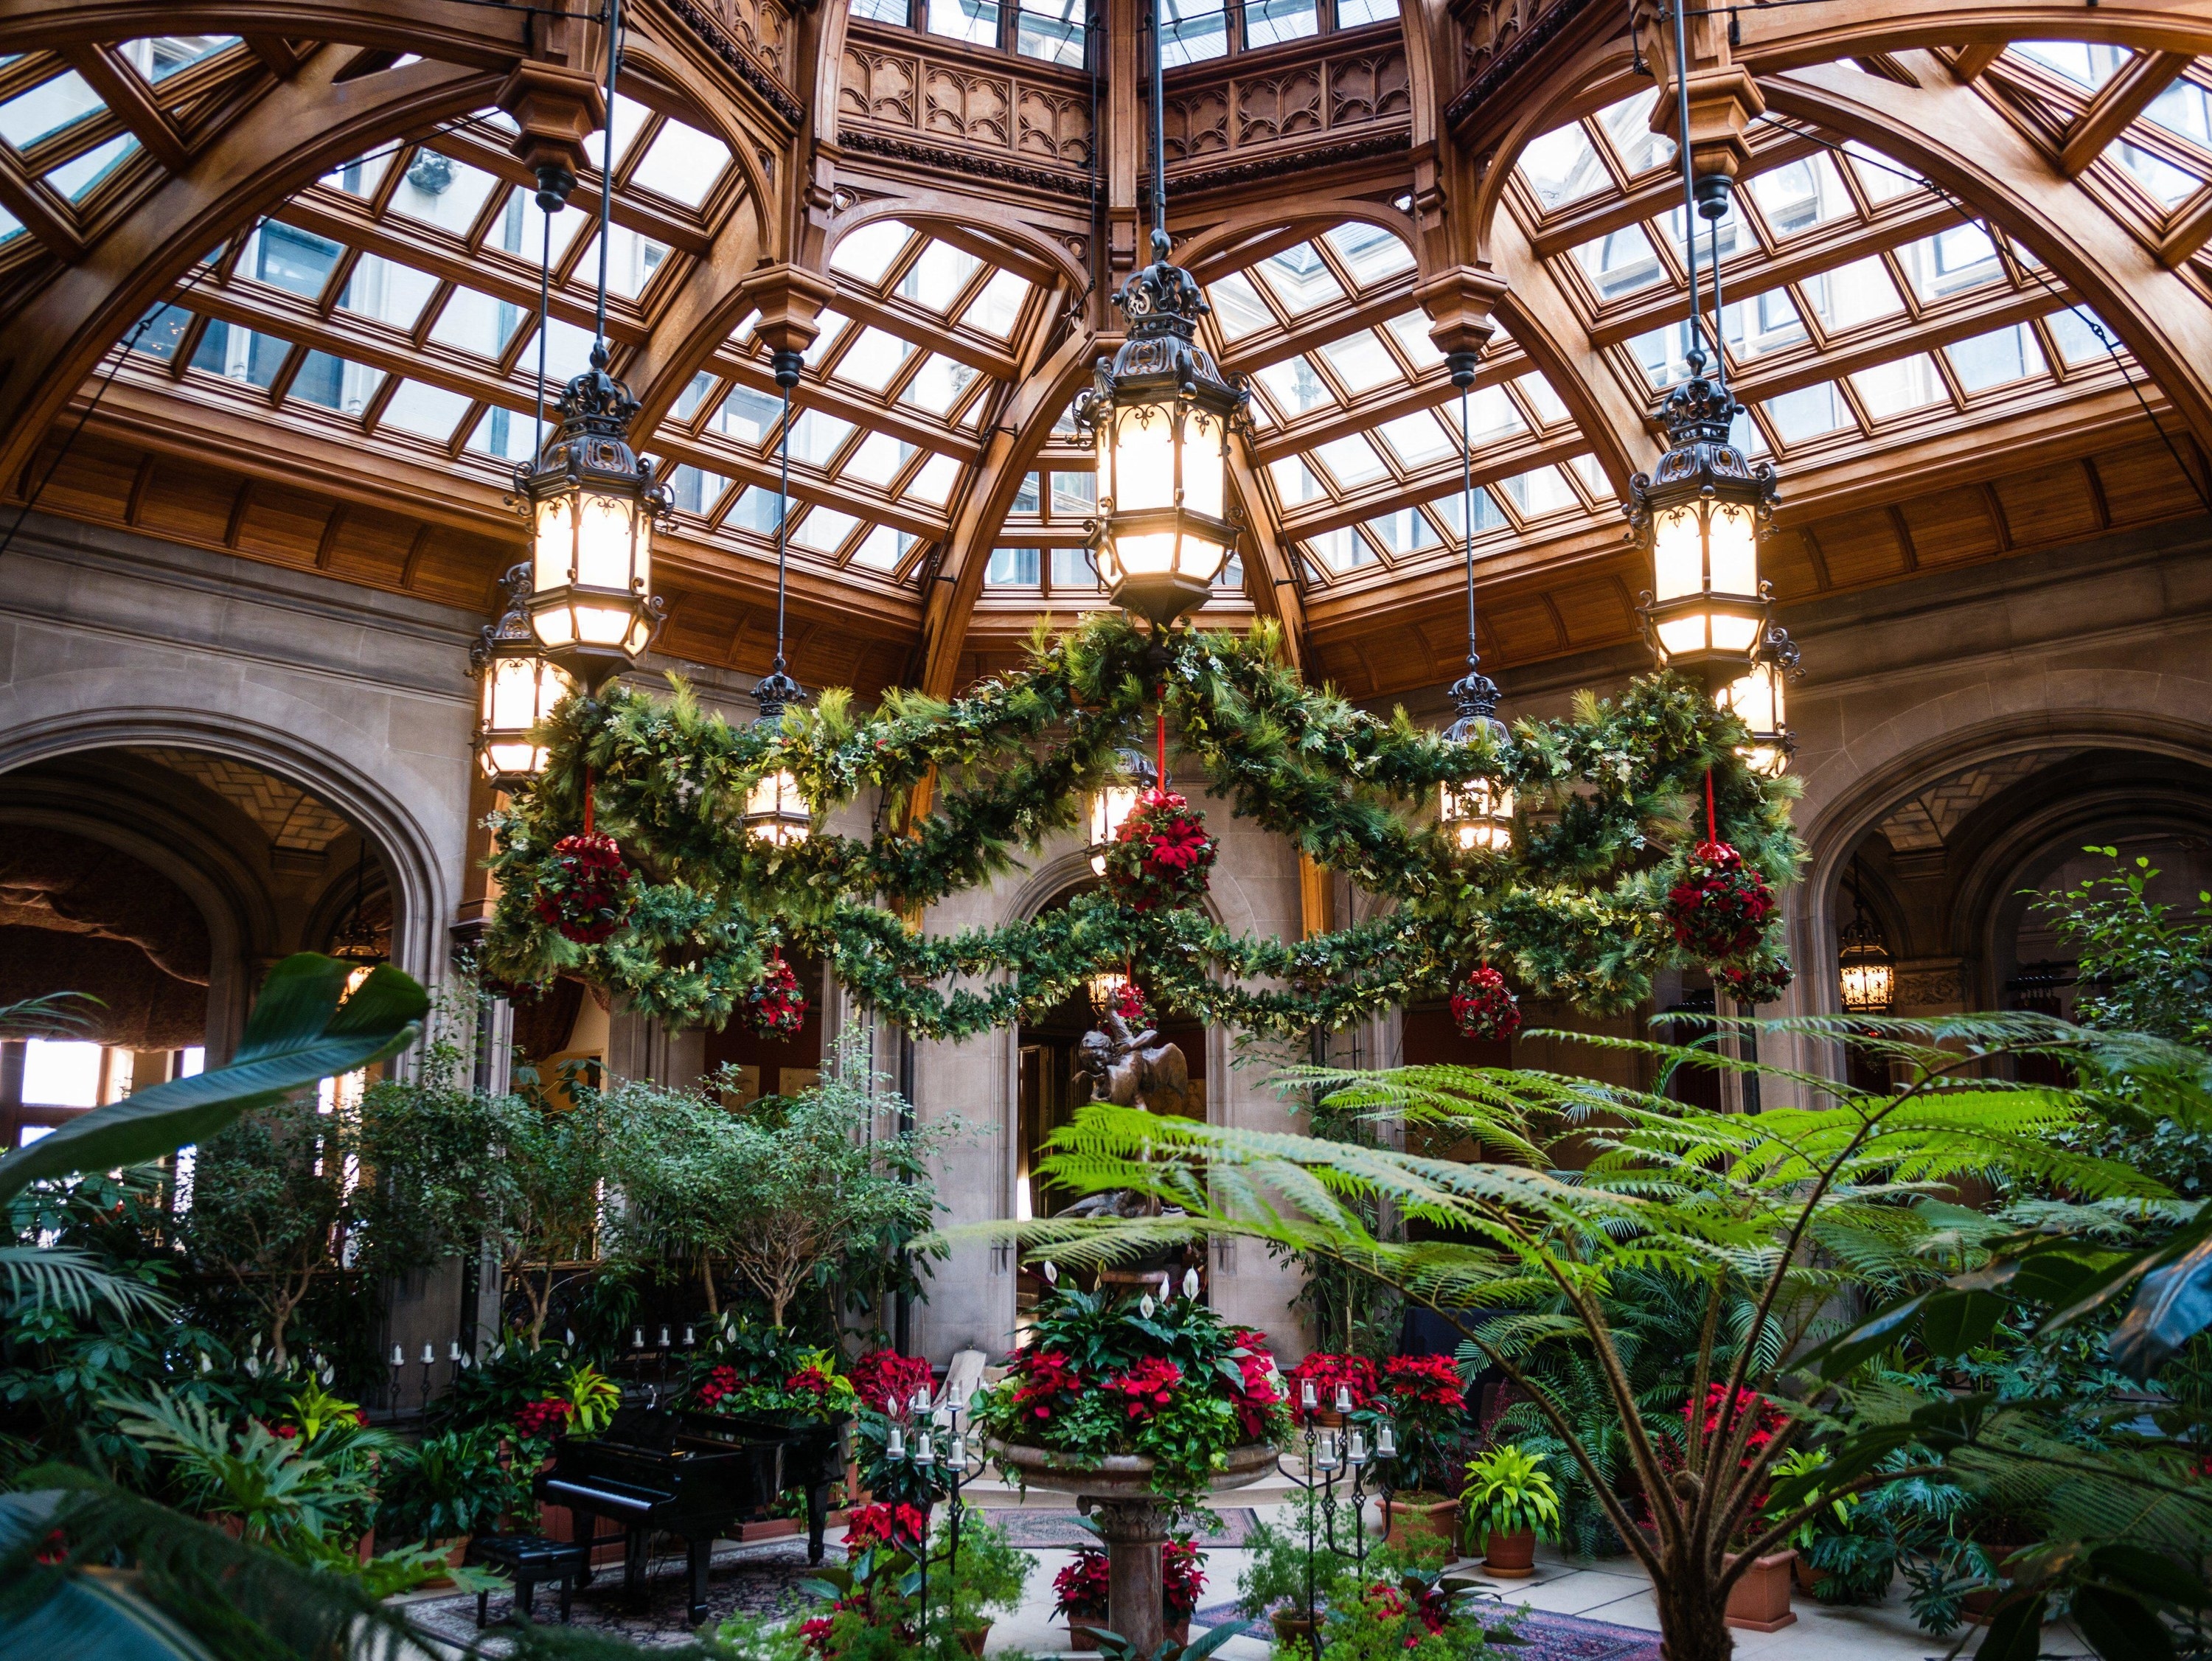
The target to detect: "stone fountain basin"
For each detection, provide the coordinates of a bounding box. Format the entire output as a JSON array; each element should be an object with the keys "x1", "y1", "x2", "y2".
[{"x1": 988, "y1": 1438, "x2": 1279, "y2": 1498}]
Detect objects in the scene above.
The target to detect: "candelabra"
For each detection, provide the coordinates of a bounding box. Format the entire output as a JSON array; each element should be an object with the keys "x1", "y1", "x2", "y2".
[
  {"x1": 887, "y1": 1383, "x2": 986, "y2": 1659},
  {"x1": 1274, "y1": 1381, "x2": 1396, "y2": 1661}
]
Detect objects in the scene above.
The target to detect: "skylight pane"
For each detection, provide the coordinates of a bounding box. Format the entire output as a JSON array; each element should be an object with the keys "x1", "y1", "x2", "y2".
[
  {"x1": 1270, "y1": 456, "x2": 1326, "y2": 505},
  {"x1": 1017, "y1": 0, "x2": 1087, "y2": 66},
  {"x1": 961, "y1": 269, "x2": 1030, "y2": 337},
  {"x1": 804, "y1": 310, "x2": 849, "y2": 366},
  {"x1": 675, "y1": 371, "x2": 719, "y2": 420},
  {"x1": 119, "y1": 36, "x2": 240, "y2": 83},
  {"x1": 131, "y1": 303, "x2": 192, "y2": 361},
  {"x1": 1363, "y1": 507, "x2": 1437, "y2": 556},
  {"x1": 1244, "y1": 0, "x2": 1316, "y2": 47},
  {"x1": 466, "y1": 405, "x2": 539, "y2": 462},
  {"x1": 1798, "y1": 254, "x2": 1904, "y2": 330},
  {"x1": 0, "y1": 199, "x2": 19, "y2": 243},
  {"x1": 46, "y1": 133, "x2": 136, "y2": 201},
  {"x1": 790, "y1": 506, "x2": 860, "y2": 552},
  {"x1": 571, "y1": 223, "x2": 672, "y2": 298},
  {"x1": 1206, "y1": 271, "x2": 1273, "y2": 339},
  {"x1": 1763, "y1": 382, "x2": 1853, "y2": 444},
  {"x1": 901, "y1": 240, "x2": 982, "y2": 311},
  {"x1": 851, "y1": 526, "x2": 913, "y2": 570},
  {"x1": 928, "y1": 0, "x2": 1001, "y2": 48},
  {"x1": 338, "y1": 253, "x2": 439, "y2": 330},
  {"x1": 1571, "y1": 222, "x2": 1664, "y2": 299},
  {"x1": 1851, "y1": 352, "x2": 1948, "y2": 419},
  {"x1": 1335, "y1": 0, "x2": 1398, "y2": 24},
  {"x1": 540, "y1": 317, "x2": 598, "y2": 382},
  {"x1": 321, "y1": 150, "x2": 392, "y2": 198},
  {"x1": 1747, "y1": 153, "x2": 1852, "y2": 237},
  {"x1": 1324, "y1": 221, "x2": 1415, "y2": 286},
  {"x1": 2044, "y1": 306, "x2": 2117, "y2": 366},
  {"x1": 987, "y1": 546, "x2": 1041, "y2": 586},
  {"x1": 1385, "y1": 311, "x2": 1444, "y2": 370},
  {"x1": 844, "y1": 432, "x2": 917, "y2": 485},
  {"x1": 725, "y1": 487, "x2": 787, "y2": 534},
  {"x1": 1379, "y1": 409, "x2": 1454, "y2": 467},
  {"x1": 1597, "y1": 88, "x2": 1672, "y2": 175},
  {"x1": 1051, "y1": 546, "x2": 1099, "y2": 589},
  {"x1": 1012, "y1": 471, "x2": 1042, "y2": 514},
  {"x1": 667, "y1": 465, "x2": 729, "y2": 515},
  {"x1": 1304, "y1": 528, "x2": 1368, "y2": 573},
  {"x1": 189, "y1": 320, "x2": 287, "y2": 389},
  {"x1": 1313, "y1": 433, "x2": 1387, "y2": 487},
  {"x1": 1947, "y1": 323, "x2": 2045, "y2": 393},
  {"x1": 906, "y1": 453, "x2": 961, "y2": 504},
  {"x1": 288, "y1": 352, "x2": 383, "y2": 414},
  {"x1": 1499, "y1": 465, "x2": 1576, "y2": 516},
  {"x1": 1518, "y1": 122, "x2": 1608, "y2": 210},
  {"x1": 1726, "y1": 287, "x2": 1806, "y2": 363},
  {"x1": 1051, "y1": 471, "x2": 1095, "y2": 515},
  {"x1": 2112, "y1": 141, "x2": 2204, "y2": 208},
  {"x1": 790, "y1": 409, "x2": 857, "y2": 466},
  {"x1": 851, "y1": 0, "x2": 909, "y2": 18},
  {"x1": 1159, "y1": 0, "x2": 1228, "y2": 66},
  {"x1": 429, "y1": 287, "x2": 528, "y2": 358},
  {"x1": 0, "y1": 72, "x2": 104, "y2": 152},
  {"x1": 1254, "y1": 245, "x2": 1345, "y2": 315},
  {"x1": 633, "y1": 119, "x2": 731, "y2": 208},
  {"x1": 1843, "y1": 139, "x2": 1919, "y2": 204},
  {"x1": 899, "y1": 353, "x2": 977, "y2": 416},
  {"x1": 832, "y1": 220, "x2": 914, "y2": 285},
  {"x1": 609, "y1": 94, "x2": 653, "y2": 167},
  {"x1": 1256, "y1": 358, "x2": 1335, "y2": 416},
  {"x1": 251, "y1": 222, "x2": 342, "y2": 300},
  {"x1": 1317, "y1": 330, "x2": 1400, "y2": 392},
  {"x1": 389, "y1": 149, "x2": 499, "y2": 235},
  {"x1": 831, "y1": 327, "x2": 915, "y2": 391},
  {"x1": 2007, "y1": 40, "x2": 2129, "y2": 92},
  {"x1": 1432, "y1": 485, "x2": 1506, "y2": 537},
  {"x1": 712, "y1": 383, "x2": 783, "y2": 446},
  {"x1": 2144, "y1": 76, "x2": 2212, "y2": 148},
  {"x1": 1514, "y1": 374, "x2": 1569, "y2": 425},
  {"x1": 379, "y1": 379, "x2": 472, "y2": 441}
]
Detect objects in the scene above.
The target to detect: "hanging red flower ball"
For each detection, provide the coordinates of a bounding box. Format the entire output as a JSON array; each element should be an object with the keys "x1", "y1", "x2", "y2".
[
  {"x1": 1450, "y1": 966, "x2": 1521, "y2": 1042},
  {"x1": 1666, "y1": 840, "x2": 1775, "y2": 963},
  {"x1": 535, "y1": 832, "x2": 632, "y2": 944},
  {"x1": 745, "y1": 953, "x2": 808, "y2": 1038},
  {"x1": 1112, "y1": 979, "x2": 1149, "y2": 1026},
  {"x1": 1102, "y1": 788, "x2": 1217, "y2": 912},
  {"x1": 1715, "y1": 955, "x2": 1793, "y2": 1006}
]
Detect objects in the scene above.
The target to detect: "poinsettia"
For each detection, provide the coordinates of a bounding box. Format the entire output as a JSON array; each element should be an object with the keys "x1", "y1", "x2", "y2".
[
  {"x1": 514, "y1": 1396, "x2": 574, "y2": 1439},
  {"x1": 1666, "y1": 839, "x2": 1776, "y2": 963},
  {"x1": 850, "y1": 1348, "x2": 935, "y2": 1413},
  {"x1": 1286, "y1": 1351, "x2": 1377, "y2": 1410},
  {"x1": 1110, "y1": 1357, "x2": 1183, "y2": 1421},
  {"x1": 843, "y1": 1501, "x2": 929, "y2": 1550}
]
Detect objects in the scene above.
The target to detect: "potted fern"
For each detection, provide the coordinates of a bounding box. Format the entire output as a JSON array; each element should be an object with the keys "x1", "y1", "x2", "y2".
[
  {"x1": 1368, "y1": 1354, "x2": 1469, "y2": 1549},
  {"x1": 1461, "y1": 1444, "x2": 1559, "y2": 1577}
]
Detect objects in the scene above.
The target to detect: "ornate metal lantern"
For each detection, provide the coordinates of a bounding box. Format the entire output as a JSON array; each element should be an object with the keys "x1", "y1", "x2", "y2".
[
  {"x1": 1439, "y1": 663, "x2": 1514, "y2": 854},
  {"x1": 471, "y1": 564, "x2": 576, "y2": 787},
  {"x1": 1837, "y1": 879, "x2": 1893, "y2": 1014},
  {"x1": 1630, "y1": 357, "x2": 1778, "y2": 693},
  {"x1": 1088, "y1": 746, "x2": 1158, "y2": 876},
  {"x1": 1715, "y1": 621, "x2": 1799, "y2": 779},
  {"x1": 742, "y1": 664, "x2": 811, "y2": 847},
  {"x1": 1076, "y1": 237, "x2": 1247, "y2": 634},
  {"x1": 517, "y1": 343, "x2": 670, "y2": 692}
]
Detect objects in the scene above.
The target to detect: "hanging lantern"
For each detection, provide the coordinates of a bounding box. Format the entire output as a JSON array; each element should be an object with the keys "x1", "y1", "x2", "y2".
[
  {"x1": 1088, "y1": 747, "x2": 1158, "y2": 876},
  {"x1": 1438, "y1": 662, "x2": 1514, "y2": 853},
  {"x1": 1716, "y1": 623, "x2": 1799, "y2": 779},
  {"x1": 1087, "y1": 972, "x2": 1146, "y2": 1025},
  {"x1": 516, "y1": 342, "x2": 670, "y2": 692},
  {"x1": 471, "y1": 563, "x2": 576, "y2": 787},
  {"x1": 1629, "y1": 357, "x2": 1778, "y2": 694},
  {"x1": 1076, "y1": 236, "x2": 1248, "y2": 634},
  {"x1": 741, "y1": 663, "x2": 810, "y2": 846},
  {"x1": 1837, "y1": 889, "x2": 1893, "y2": 1014}
]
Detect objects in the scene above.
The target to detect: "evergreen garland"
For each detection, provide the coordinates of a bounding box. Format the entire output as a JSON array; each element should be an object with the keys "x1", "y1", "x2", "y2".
[{"x1": 482, "y1": 615, "x2": 1803, "y2": 1038}]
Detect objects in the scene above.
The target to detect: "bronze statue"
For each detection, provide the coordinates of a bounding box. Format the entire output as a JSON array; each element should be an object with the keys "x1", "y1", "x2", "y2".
[{"x1": 1071, "y1": 1008, "x2": 1193, "y2": 1119}]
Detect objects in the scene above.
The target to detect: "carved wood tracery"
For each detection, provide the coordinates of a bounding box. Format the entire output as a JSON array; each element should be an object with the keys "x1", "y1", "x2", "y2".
[
  {"x1": 1162, "y1": 43, "x2": 1408, "y2": 173},
  {"x1": 837, "y1": 36, "x2": 1093, "y2": 177}
]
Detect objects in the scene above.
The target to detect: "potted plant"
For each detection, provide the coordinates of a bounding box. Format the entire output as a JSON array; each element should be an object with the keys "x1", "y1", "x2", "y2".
[
  {"x1": 1367, "y1": 1355, "x2": 1469, "y2": 1549},
  {"x1": 374, "y1": 1427, "x2": 512, "y2": 1578},
  {"x1": 1054, "y1": 1542, "x2": 1206, "y2": 1650},
  {"x1": 1764, "y1": 1448, "x2": 1859, "y2": 1597},
  {"x1": 1460, "y1": 1444, "x2": 1559, "y2": 1578},
  {"x1": 1284, "y1": 1352, "x2": 1376, "y2": 1426},
  {"x1": 1237, "y1": 1496, "x2": 1358, "y2": 1646},
  {"x1": 1316, "y1": 1550, "x2": 1524, "y2": 1661},
  {"x1": 929, "y1": 1505, "x2": 1035, "y2": 1655}
]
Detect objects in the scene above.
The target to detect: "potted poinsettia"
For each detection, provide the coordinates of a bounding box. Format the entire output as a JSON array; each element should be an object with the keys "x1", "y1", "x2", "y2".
[
  {"x1": 1461, "y1": 1443, "x2": 1560, "y2": 1577},
  {"x1": 1284, "y1": 1352, "x2": 1375, "y2": 1425},
  {"x1": 1367, "y1": 1354, "x2": 1470, "y2": 1549},
  {"x1": 1054, "y1": 1541, "x2": 1206, "y2": 1651},
  {"x1": 1677, "y1": 1385, "x2": 1797, "y2": 1631}
]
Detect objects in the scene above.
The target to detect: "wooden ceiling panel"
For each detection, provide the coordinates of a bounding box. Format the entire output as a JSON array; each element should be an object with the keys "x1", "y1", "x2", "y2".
[
  {"x1": 133, "y1": 462, "x2": 239, "y2": 550},
  {"x1": 1990, "y1": 463, "x2": 2104, "y2": 549},
  {"x1": 2094, "y1": 437, "x2": 2208, "y2": 524},
  {"x1": 1805, "y1": 511, "x2": 1912, "y2": 588},
  {"x1": 1761, "y1": 527, "x2": 1828, "y2": 599},
  {"x1": 235, "y1": 487, "x2": 334, "y2": 564},
  {"x1": 324, "y1": 508, "x2": 425, "y2": 588},
  {"x1": 1484, "y1": 597, "x2": 1565, "y2": 661},
  {"x1": 1550, "y1": 577, "x2": 1635, "y2": 647},
  {"x1": 1896, "y1": 487, "x2": 2005, "y2": 568}
]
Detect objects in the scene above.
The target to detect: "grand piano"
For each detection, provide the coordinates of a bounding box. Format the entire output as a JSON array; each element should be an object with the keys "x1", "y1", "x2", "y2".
[{"x1": 535, "y1": 1400, "x2": 847, "y2": 1622}]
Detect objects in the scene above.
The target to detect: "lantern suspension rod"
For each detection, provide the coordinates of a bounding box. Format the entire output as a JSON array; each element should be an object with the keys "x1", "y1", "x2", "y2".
[
  {"x1": 771, "y1": 351, "x2": 801, "y2": 678},
  {"x1": 535, "y1": 192, "x2": 552, "y2": 453},
  {"x1": 1457, "y1": 363, "x2": 1478, "y2": 664},
  {"x1": 1149, "y1": 2, "x2": 1168, "y2": 258},
  {"x1": 593, "y1": 0, "x2": 622, "y2": 349},
  {"x1": 1666, "y1": 0, "x2": 1709, "y2": 366}
]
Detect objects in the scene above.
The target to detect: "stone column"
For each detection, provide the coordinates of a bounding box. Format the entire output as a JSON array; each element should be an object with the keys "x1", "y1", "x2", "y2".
[{"x1": 1088, "y1": 1497, "x2": 1173, "y2": 1655}]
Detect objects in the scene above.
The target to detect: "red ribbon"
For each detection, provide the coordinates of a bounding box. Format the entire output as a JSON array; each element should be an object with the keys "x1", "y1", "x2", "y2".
[
  {"x1": 1704, "y1": 767, "x2": 1716, "y2": 843},
  {"x1": 1155, "y1": 686, "x2": 1168, "y2": 789},
  {"x1": 584, "y1": 766, "x2": 595, "y2": 837}
]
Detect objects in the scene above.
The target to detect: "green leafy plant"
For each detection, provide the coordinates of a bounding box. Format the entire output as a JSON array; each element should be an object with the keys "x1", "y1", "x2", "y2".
[
  {"x1": 1460, "y1": 1444, "x2": 1559, "y2": 1544},
  {"x1": 374, "y1": 1427, "x2": 513, "y2": 1544},
  {"x1": 935, "y1": 1505, "x2": 1034, "y2": 1636},
  {"x1": 1312, "y1": 1547, "x2": 1521, "y2": 1661},
  {"x1": 1764, "y1": 1448, "x2": 1856, "y2": 1555},
  {"x1": 560, "y1": 1360, "x2": 621, "y2": 1433},
  {"x1": 1235, "y1": 1489, "x2": 1361, "y2": 1623},
  {"x1": 1009, "y1": 1015, "x2": 2211, "y2": 1661}
]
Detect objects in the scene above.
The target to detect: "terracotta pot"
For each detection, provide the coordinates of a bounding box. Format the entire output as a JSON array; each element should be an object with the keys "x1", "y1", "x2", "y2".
[
  {"x1": 415, "y1": 1536, "x2": 469, "y2": 1590},
  {"x1": 1270, "y1": 1610, "x2": 1316, "y2": 1647},
  {"x1": 1481, "y1": 1528, "x2": 1537, "y2": 1578},
  {"x1": 1384, "y1": 1494, "x2": 1461, "y2": 1553},
  {"x1": 1068, "y1": 1618, "x2": 1106, "y2": 1651},
  {"x1": 956, "y1": 1621, "x2": 992, "y2": 1656},
  {"x1": 1792, "y1": 1553, "x2": 1821, "y2": 1598},
  {"x1": 1722, "y1": 1550, "x2": 1796, "y2": 1632},
  {"x1": 1166, "y1": 1618, "x2": 1190, "y2": 1647},
  {"x1": 737, "y1": 1517, "x2": 801, "y2": 1542}
]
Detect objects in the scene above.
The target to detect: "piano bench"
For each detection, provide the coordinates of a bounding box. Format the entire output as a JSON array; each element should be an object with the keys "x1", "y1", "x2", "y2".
[{"x1": 465, "y1": 1534, "x2": 592, "y2": 1627}]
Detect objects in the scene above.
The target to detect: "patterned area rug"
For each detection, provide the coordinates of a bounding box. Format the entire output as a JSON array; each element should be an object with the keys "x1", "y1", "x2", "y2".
[
  {"x1": 403, "y1": 1536, "x2": 819, "y2": 1650},
  {"x1": 992, "y1": 1508, "x2": 1262, "y2": 1549},
  {"x1": 1189, "y1": 1601, "x2": 1663, "y2": 1661}
]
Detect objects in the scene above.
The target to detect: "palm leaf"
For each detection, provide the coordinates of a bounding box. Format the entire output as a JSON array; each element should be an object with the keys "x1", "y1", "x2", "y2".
[{"x1": 0, "y1": 1245, "x2": 170, "y2": 1320}]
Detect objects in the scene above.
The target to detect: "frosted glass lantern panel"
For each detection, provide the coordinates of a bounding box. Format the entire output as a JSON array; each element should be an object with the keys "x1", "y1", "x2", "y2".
[
  {"x1": 1111, "y1": 405, "x2": 1175, "y2": 509},
  {"x1": 534, "y1": 497, "x2": 574, "y2": 592},
  {"x1": 1710, "y1": 613, "x2": 1760, "y2": 653},
  {"x1": 1111, "y1": 529, "x2": 1178, "y2": 577},
  {"x1": 1656, "y1": 614, "x2": 1708, "y2": 657},
  {"x1": 577, "y1": 492, "x2": 641, "y2": 590},
  {"x1": 1707, "y1": 501, "x2": 1759, "y2": 596},
  {"x1": 1652, "y1": 504, "x2": 1703, "y2": 601},
  {"x1": 1182, "y1": 412, "x2": 1224, "y2": 516}
]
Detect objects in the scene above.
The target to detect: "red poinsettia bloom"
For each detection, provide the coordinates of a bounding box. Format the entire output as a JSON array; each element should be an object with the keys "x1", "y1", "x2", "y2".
[
  {"x1": 1666, "y1": 840, "x2": 1776, "y2": 963},
  {"x1": 1225, "y1": 1329, "x2": 1283, "y2": 1439},
  {"x1": 843, "y1": 1502, "x2": 929, "y2": 1549},
  {"x1": 786, "y1": 1365, "x2": 836, "y2": 1399},
  {"x1": 850, "y1": 1349, "x2": 935, "y2": 1413},
  {"x1": 693, "y1": 1364, "x2": 744, "y2": 1411},
  {"x1": 514, "y1": 1396, "x2": 575, "y2": 1439},
  {"x1": 1161, "y1": 1540, "x2": 1207, "y2": 1618},
  {"x1": 1052, "y1": 1550, "x2": 1112, "y2": 1620},
  {"x1": 1009, "y1": 1348, "x2": 1082, "y2": 1422},
  {"x1": 1110, "y1": 1357, "x2": 1183, "y2": 1421},
  {"x1": 1286, "y1": 1351, "x2": 1377, "y2": 1410},
  {"x1": 1377, "y1": 1354, "x2": 1464, "y2": 1410}
]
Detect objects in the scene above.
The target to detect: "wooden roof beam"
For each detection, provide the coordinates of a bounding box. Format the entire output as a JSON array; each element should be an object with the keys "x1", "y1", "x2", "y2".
[{"x1": 2059, "y1": 49, "x2": 2191, "y2": 178}]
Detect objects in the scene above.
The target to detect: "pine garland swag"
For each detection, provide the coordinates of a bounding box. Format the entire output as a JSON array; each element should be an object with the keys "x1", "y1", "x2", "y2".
[
  {"x1": 481, "y1": 614, "x2": 1804, "y2": 1037},
  {"x1": 1102, "y1": 788, "x2": 1217, "y2": 912},
  {"x1": 1665, "y1": 839, "x2": 1776, "y2": 964},
  {"x1": 1714, "y1": 955, "x2": 1793, "y2": 1006},
  {"x1": 535, "y1": 832, "x2": 632, "y2": 945},
  {"x1": 745, "y1": 953, "x2": 809, "y2": 1037},
  {"x1": 1450, "y1": 967, "x2": 1521, "y2": 1042}
]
